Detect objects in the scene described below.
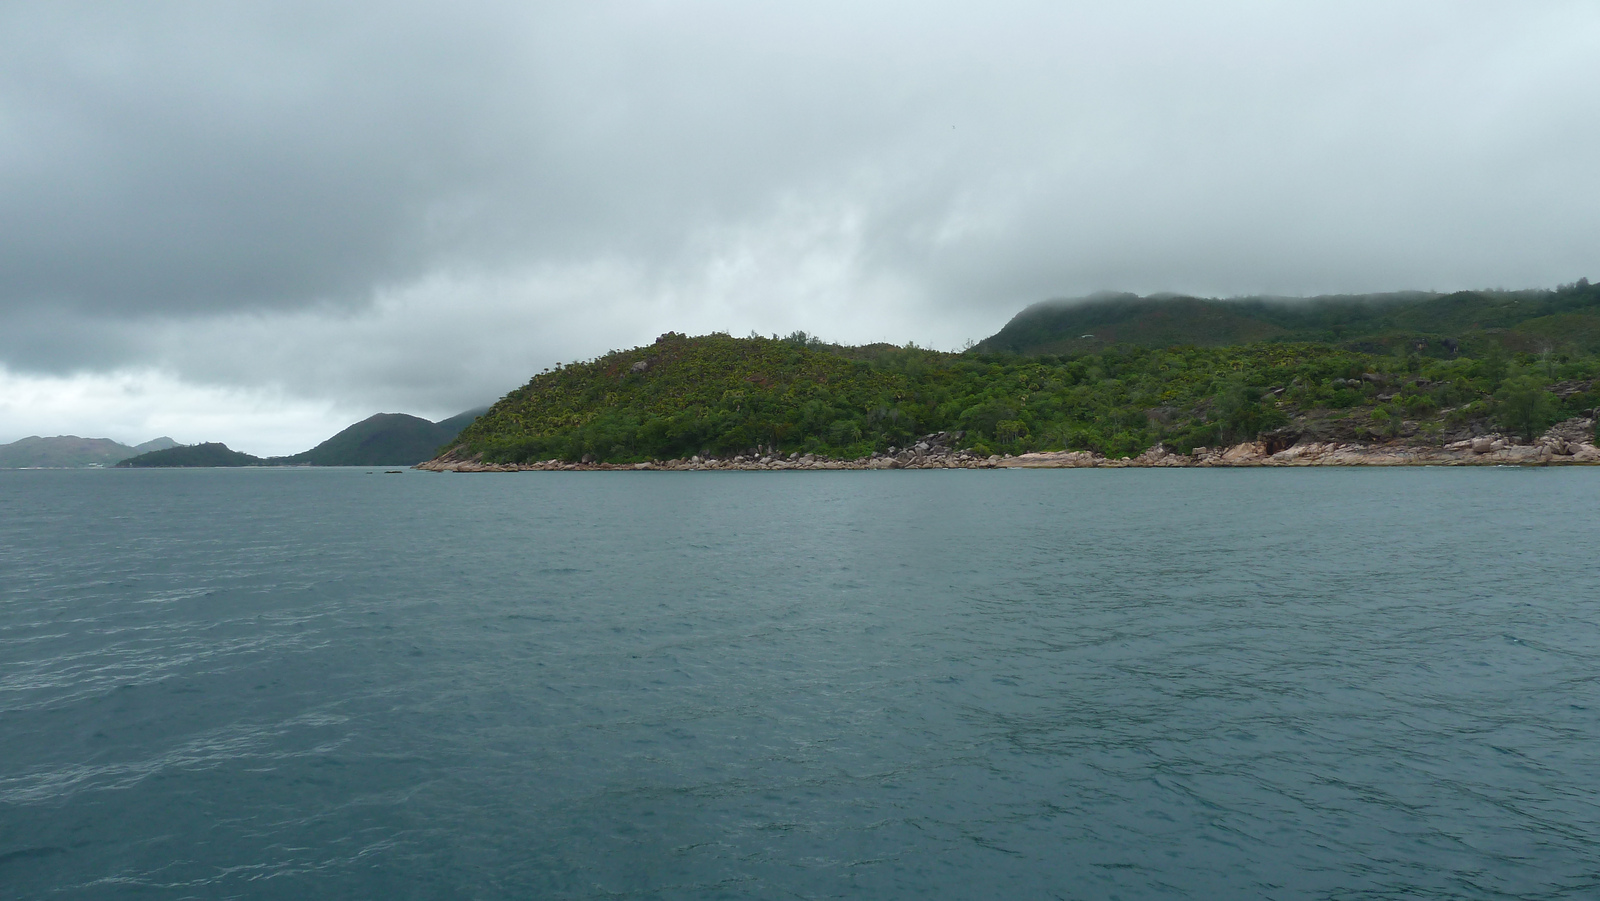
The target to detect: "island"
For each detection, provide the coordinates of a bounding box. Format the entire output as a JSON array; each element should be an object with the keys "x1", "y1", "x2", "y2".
[
  {"x1": 421, "y1": 282, "x2": 1600, "y2": 471},
  {"x1": 0, "y1": 435, "x2": 178, "y2": 469}
]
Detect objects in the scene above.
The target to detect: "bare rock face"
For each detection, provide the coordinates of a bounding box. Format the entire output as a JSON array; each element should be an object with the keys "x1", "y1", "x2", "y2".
[
  {"x1": 1000, "y1": 450, "x2": 1100, "y2": 468},
  {"x1": 1271, "y1": 442, "x2": 1328, "y2": 462},
  {"x1": 1498, "y1": 445, "x2": 1548, "y2": 463},
  {"x1": 1221, "y1": 442, "x2": 1265, "y2": 463},
  {"x1": 1546, "y1": 417, "x2": 1596, "y2": 444},
  {"x1": 416, "y1": 417, "x2": 1600, "y2": 472},
  {"x1": 1572, "y1": 444, "x2": 1600, "y2": 462},
  {"x1": 1132, "y1": 445, "x2": 1188, "y2": 467}
]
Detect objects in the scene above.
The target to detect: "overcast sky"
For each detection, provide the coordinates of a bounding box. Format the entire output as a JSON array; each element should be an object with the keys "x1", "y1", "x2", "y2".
[{"x1": 2, "y1": 1, "x2": 1596, "y2": 453}]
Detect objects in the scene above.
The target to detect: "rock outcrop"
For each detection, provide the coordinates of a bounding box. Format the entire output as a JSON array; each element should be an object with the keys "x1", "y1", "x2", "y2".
[{"x1": 417, "y1": 420, "x2": 1600, "y2": 471}]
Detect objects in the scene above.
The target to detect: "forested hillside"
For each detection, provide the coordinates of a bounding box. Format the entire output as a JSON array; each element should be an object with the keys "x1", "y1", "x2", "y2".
[
  {"x1": 117, "y1": 443, "x2": 263, "y2": 467},
  {"x1": 978, "y1": 281, "x2": 1600, "y2": 356},
  {"x1": 445, "y1": 294, "x2": 1600, "y2": 465}
]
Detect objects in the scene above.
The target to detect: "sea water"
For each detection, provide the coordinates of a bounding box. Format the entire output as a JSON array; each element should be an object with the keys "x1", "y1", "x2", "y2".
[{"x1": 2, "y1": 467, "x2": 1598, "y2": 899}]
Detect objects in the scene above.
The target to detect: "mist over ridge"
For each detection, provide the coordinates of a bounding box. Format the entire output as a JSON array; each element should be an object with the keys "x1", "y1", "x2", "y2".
[{"x1": 976, "y1": 283, "x2": 1597, "y2": 355}]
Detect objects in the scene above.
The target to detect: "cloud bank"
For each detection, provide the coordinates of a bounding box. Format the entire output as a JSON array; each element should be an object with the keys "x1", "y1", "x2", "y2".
[{"x1": 2, "y1": 1, "x2": 1596, "y2": 450}]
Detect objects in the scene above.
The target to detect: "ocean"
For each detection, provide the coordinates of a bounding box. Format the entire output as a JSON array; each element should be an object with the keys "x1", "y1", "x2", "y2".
[{"x1": 2, "y1": 467, "x2": 1598, "y2": 899}]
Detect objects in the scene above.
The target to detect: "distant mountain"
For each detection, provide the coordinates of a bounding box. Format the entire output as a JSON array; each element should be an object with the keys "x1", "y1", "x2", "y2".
[
  {"x1": 117, "y1": 443, "x2": 263, "y2": 467},
  {"x1": 131, "y1": 437, "x2": 181, "y2": 454},
  {"x1": 276, "y1": 409, "x2": 487, "y2": 465},
  {"x1": 110, "y1": 408, "x2": 487, "y2": 468},
  {"x1": 974, "y1": 284, "x2": 1600, "y2": 356},
  {"x1": 433, "y1": 408, "x2": 487, "y2": 437},
  {"x1": 0, "y1": 435, "x2": 179, "y2": 468}
]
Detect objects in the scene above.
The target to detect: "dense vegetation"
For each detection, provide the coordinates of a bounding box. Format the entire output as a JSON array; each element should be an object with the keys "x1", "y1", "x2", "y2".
[{"x1": 451, "y1": 281, "x2": 1600, "y2": 464}]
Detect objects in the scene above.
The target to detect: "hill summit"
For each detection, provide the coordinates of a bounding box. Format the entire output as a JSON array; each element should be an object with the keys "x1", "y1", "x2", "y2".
[{"x1": 277, "y1": 411, "x2": 486, "y2": 466}]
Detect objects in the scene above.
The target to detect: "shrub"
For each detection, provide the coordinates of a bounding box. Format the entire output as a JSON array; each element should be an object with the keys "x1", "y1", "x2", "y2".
[{"x1": 1494, "y1": 376, "x2": 1558, "y2": 441}]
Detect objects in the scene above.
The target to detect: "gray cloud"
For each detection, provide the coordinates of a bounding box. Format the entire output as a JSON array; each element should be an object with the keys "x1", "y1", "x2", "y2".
[
  {"x1": 1, "y1": 2, "x2": 949, "y2": 316},
  {"x1": 2, "y1": 1, "x2": 1598, "y2": 441}
]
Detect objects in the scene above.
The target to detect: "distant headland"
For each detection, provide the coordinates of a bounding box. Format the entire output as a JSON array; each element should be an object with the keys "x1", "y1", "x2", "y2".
[
  {"x1": 2, "y1": 411, "x2": 489, "y2": 470},
  {"x1": 0, "y1": 435, "x2": 178, "y2": 469},
  {"x1": 422, "y1": 282, "x2": 1600, "y2": 471},
  {"x1": 110, "y1": 410, "x2": 487, "y2": 468}
]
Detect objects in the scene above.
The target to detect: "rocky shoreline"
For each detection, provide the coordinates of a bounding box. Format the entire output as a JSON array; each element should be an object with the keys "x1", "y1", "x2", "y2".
[{"x1": 418, "y1": 419, "x2": 1600, "y2": 471}]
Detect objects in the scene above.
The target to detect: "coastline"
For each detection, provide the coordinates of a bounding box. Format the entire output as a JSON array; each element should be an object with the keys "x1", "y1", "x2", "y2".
[{"x1": 418, "y1": 419, "x2": 1600, "y2": 471}]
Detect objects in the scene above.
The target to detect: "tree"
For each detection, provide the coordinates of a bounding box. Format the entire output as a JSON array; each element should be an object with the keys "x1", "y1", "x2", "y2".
[
  {"x1": 1212, "y1": 380, "x2": 1285, "y2": 445},
  {"x1": 1494, "y1": 376, "x2": 1557, "y2": 441}
]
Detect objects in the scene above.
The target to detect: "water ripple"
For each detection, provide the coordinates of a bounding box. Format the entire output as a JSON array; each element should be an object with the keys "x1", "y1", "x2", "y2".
[{"x1": 0, "y1": 467, "x2": 1597, "y2": 898}]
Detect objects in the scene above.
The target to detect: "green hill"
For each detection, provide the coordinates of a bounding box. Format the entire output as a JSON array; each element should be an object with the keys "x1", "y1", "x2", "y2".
[
  {"x1": 452, "y1": 332, "x2": 907, "y2": 463},
  {"x1": 117, "y1": 443, "x2": 263, "y2": 467},
  {"x1": 976, "y1": 282, "x2": 1600, "y2": 356},
  {"x1": 277, "y1": 410, "x2": 484, "y2": 466},
  {"x1": 441, "y1": 290, "x2": 1600, "y2": 465},
  {"x1": 433, "y1": 408, "x2": 487, "y2": 436}
]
